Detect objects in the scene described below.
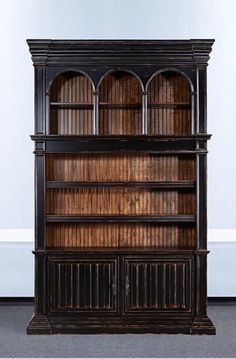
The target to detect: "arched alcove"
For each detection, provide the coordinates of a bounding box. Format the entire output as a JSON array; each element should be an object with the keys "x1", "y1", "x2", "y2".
[
  {"x1": 50, "y1": 71, "x2": 93, "y2": 135},
  {"x1": 147, "y1": 71, "x2": 192, "y2": 135},
  {"x1": 99, "y1": 71, "x2": 142, "y2": 135}
]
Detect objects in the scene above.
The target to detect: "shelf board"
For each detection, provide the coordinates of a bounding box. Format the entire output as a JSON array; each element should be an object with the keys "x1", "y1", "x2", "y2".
[
  {"x1": 46, "y1": 181, "x2": 196, "y2": 189},
  {"x1": 148, "y1": 103, "x2": 190, "y2": 109},
  {"x1": 31, "y1": 134, "x2": 212, "y2": 140},
  {"x1": 50, "y1": 102, "x2": 93, "y2": 109},
  {"x1": 49, "y1": 102, "x2": 190, "y2": 109},
  {"x1": 46, "y1": 214, "x2": 195, "y2": 223},
  {"x1": 36, "y1": 246, "x2": 202, "y2": 254},
  {"x1": 99, "y1": 103, "x2": 141, "y2": 109}
]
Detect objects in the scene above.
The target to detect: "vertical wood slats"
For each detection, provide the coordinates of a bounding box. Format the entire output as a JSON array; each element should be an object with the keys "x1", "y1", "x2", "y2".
[
  {"x1": 45, "y1": 188, "x2": 196, "y2": 215},
  {"x1": 49, "y1": 71, "x2": 192, "y2": 136},
  {"x1": 125, "y1": 260, "x2": 189, "y2": 311},
  {"x1": 50, "y1": 260, "x2": 116, "y2": 311},
  {"x1": 148, "y1": 72, "x2": 191, "y2": 135},
  {"x1": 46, "y1": 154, "x2": 196, "y2": 182},
  {"x1": 45, "y1": 153, "x2": 196, "y2": 249},
  {"x1": 99, "y1": 72, "x2": 142, "y2": 135},
  {"x1": 45, "y1": 223, "x2": 196, "y2": 248},
  {"x1": 50, "y1": 72, "x2": 93, "y2": 135}
]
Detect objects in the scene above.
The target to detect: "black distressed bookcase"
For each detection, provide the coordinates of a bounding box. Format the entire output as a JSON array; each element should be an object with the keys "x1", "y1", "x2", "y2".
[{"x1": 27, "y1": 39, "x2": 215, "y2": 334}]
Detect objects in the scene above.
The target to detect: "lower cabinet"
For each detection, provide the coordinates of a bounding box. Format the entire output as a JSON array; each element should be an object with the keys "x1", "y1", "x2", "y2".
[
  {"x1": 47, "y1": 254, "x2": 193, "y2": 316},
  {"x1": 27, "y1": 251, "x2": 216, "y2": 334},
  {"x1": 124, "y1": 258, "x2": 192, "y2": 313},
  {"x1": 48, "y1": 258, "x2": 118, "y2": 313}
]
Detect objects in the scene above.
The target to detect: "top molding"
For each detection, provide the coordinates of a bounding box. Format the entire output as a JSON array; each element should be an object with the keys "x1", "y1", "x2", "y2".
[{"x1": 27, "y1": 39, "x2": 215, "y2": 67}]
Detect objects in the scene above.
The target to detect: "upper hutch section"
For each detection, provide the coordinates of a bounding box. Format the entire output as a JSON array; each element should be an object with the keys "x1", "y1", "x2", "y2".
[{"x1": 27, "y1": 39, "x2": 214, "y2": 136}]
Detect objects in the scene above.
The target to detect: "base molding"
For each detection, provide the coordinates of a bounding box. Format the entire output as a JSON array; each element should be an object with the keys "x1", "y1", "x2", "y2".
[
  {"x1": 26, "y1": 315, "x2": 216, "y2": 335},
  {"x1": 191, "y1": 316, "x2": 216, "y2": 335},
  {"x1": 26, "y1": 314, "x2": 52, "y2": 335}
]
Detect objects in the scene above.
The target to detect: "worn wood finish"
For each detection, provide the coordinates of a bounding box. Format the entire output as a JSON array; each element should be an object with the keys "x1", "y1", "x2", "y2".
[
  {"x1": 45, "y1": 188, "x2": 196, "y2": 215},
  {"x1": 124, "y1": 258, "x2": 191, "y2": 312},
  {"x1": 148, "y1": 72, "x2": 191, "y2": 135},
  {"x1": 50, "y1": 71, "x2": 93, "y2": 135},
  {"x1": 99, "y1": 71, "x2": 142, "y2": 135},
  {"x1": 45, "y1": 223, "x2": 196, "y2": 248},
  {"x1": 27, "y1": 39, "x2": 215, "y2": 335},
  {"x1": 49, "y1": 258, "x2": 117, "y2": 312},
  {"x1": 45, "y1": 153, "x2": 196, "y2": 181}
]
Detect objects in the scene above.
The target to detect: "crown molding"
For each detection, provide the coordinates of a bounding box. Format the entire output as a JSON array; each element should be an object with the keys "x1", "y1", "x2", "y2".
[{"x1": 27, "y1": 39, "x2": 215, "y2": 67}]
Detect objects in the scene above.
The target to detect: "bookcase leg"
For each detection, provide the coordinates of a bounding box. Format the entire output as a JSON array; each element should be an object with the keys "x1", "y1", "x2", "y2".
[
  {"x1": 27, "y1": 255, "x2": 51, "y2": 334},
  {"x1": 26, "y1": 314, "x2": 52, "y2": 335},
  {"x1": 191, "y1": 316, "x2": 216, "y2": 335}
]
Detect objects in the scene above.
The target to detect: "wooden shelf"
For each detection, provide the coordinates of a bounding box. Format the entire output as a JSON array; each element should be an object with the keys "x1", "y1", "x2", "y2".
[
  {"x1": 148, "y1": 103, "x2": 190, "y2": 109},
  {"x1": 36, "y1": 247, "x2": 204, "y2": 254},
  {"x1": 32, "y1": 134, "x2": 211, "y2": 140},
  {"x1": 50, "y1": 102, "x2": 190, "y2": 109},
  {"x1": 99, "y1": 103, "x2": 141, "y2": 109},
  {"x1": 46, "y1": 181, "x2": 196, "y2": 189},
  {"x1": 46, "y1": 214, "x2": 195, "y2": 223},
  {"x1": 50, "y1": 102, "x2": 93, "y2": 108}
]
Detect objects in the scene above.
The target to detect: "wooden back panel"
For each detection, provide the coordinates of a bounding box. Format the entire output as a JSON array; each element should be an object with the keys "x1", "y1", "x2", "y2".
[
  {"x1": 148, "y1": 71, "x2": 191, "y2": 135},
  {"x1": 99, "y1": 71, "x2": 142, "y2": 135},
  {"x1": 50, "y1": 72, "x2": 93, "y2": 135},
  {"x1": 46, "y1": 154, "x2": 196, "y2": 182},
  {"x1": 45, "y1": 153, "x2": 196, "y2": 249}
]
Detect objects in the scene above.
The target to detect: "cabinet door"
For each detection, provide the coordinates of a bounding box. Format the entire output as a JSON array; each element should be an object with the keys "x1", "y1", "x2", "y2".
[
  {"x1": 124, "y1": 257, "x2": 192, "y2": 313},
  {"x1": 48, "y1": 257, "x2": 118, "y2": 313}
]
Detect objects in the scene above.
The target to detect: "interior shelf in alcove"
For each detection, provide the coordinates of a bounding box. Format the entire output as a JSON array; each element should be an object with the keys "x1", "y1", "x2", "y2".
[{"x1": 50, "y1": 102, "x2": 93, "y2": 109}]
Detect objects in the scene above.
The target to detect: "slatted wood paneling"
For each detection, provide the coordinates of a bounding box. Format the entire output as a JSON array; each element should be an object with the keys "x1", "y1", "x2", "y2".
[
  {"x1": 49, "y1": 259, "x2": 117, "y2": 312},
  {"x1": 50, "y1": 72, "x2": 93, "y2": 135},
  {"x1": 46, "y1": 223, "x2": 196, "y2": 248},
  {"x1": 147, "y1": 72, "x2": 191, "y2": 135},
  {"x1": 99, "y1": 72, "x2": 142, "y2": 135},
  {"x1": 125, "y1": 259, "x2": 191, "y2": 311},
  {"x1": 46, "y1": 188, "x2": 195, "y2": 215},
  {"x1": 46, "y1": 154, "x2": 196, "y2": 182}
]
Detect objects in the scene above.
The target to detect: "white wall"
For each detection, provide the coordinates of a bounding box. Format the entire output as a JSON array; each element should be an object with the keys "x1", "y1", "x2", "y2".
[{"x1": 0, "y1": 0, "x2": 235, "y2": 295}]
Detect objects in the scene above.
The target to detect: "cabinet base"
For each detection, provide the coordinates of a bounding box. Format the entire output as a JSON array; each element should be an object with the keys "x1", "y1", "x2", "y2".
[
  {"x1": 190, "y1": 316, "x2": 216, "y2": 335},
  {"x1": 26, "y1": 315, "x2": 52, "y2": 335},
  {"x1": 26, "y1": 315, "x2": 215, "y2": 335}
]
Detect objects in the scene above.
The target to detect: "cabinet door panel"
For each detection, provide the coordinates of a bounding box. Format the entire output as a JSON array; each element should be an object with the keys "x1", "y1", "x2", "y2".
[
  {"x1": 48, "y1": 257, "x2": 117, "y2": 313},
  {"x1": 124, "y1": 258, "x2": 192, "y2": 313}
]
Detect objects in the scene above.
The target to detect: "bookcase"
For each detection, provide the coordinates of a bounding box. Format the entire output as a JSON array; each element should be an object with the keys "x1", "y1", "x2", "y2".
[{"x1": 27, "y1": 39, "x2": 215, "y2": 334}]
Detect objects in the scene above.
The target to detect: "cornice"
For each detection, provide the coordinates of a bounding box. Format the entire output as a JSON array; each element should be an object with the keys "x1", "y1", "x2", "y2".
[{"x1": 27, "y1": 39, "x2": 215, "y2": 67}]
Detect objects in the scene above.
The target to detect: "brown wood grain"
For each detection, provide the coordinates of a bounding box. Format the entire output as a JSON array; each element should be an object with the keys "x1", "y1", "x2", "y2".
[
  {"x1": 147, "y1": 72, "x2": 191, "y2": 135},
  {"x1": 45, "y1": 153, "x2": 196, "y2": 249},
  {"x1": 50, "y1": 72, "x2": 93, "y2": 134},
  {"x1": 46, "y1": 154, "x2": 196, "y2": 182},
  {"x1": 45, "y1": 188, "x2": 195, "y2": 215},
  {"x1": 99, "y1": 72, "x2": 142, "y2": 135},
  {"x1": 45, "y1": 223, "x2": 196, "y2": 248}
]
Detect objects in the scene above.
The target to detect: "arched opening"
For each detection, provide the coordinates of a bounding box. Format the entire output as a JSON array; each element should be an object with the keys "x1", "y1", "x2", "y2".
[
  {"x1": 147, "y1": 71, "x2": 192, "y2": 135},
  {"x1": 50, "y1": 71, "x2": 93, "y2": 135},
  {"x1": 99, "y1": 71, "x2": 142, "y2": 135}
]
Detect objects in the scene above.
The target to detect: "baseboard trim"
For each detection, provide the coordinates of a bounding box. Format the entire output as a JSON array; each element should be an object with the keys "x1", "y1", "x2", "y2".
[
  {"x1": 208, "y1": 297, "x2": 236, "y2": 305},
  {"x1": 0, "y1": 297, "x2": 34, "y2": 305}
]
